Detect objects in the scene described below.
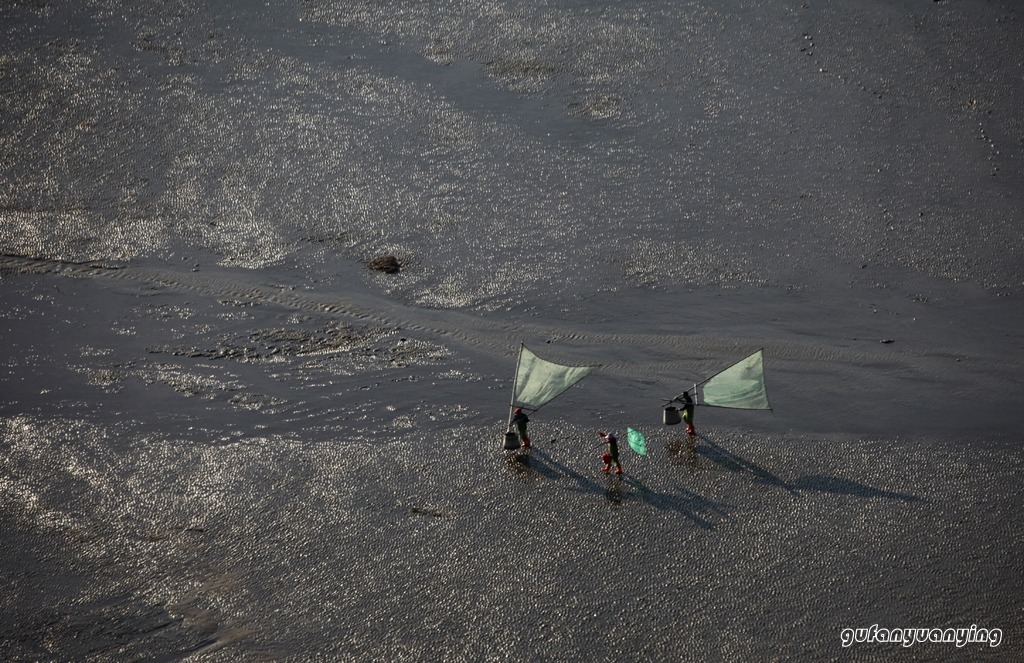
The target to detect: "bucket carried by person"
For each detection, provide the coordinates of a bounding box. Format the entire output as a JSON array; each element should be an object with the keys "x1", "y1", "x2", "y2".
[{"x1": 663, "y1": 406, "x2": 682, "y2": 425}]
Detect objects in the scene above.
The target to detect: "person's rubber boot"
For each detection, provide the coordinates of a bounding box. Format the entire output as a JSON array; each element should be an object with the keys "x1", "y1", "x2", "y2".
[
  {"x1": 602, "y1": 464, "x2": 610, "y2": 474},
  {"x1": 522, "y1": 437, "x2": 531, "y2": 448},
  {"x1": 615, "y1": 466, "x2": 623, "y2": 475},
  {"x1": 686, "y1": 424, "x2": 696, "y2": 436}
]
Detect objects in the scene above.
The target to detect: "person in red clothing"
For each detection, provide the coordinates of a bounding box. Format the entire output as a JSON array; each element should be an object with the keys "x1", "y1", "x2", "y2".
[
  {"x1": 596, "y1": 430, "x2": 623, "y2": 475},
  {"x1": 511, "y1": 407, "x2": 531, "y2": 448}
]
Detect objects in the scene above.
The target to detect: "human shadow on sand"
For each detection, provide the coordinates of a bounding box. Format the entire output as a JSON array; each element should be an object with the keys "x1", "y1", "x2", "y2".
[
  {"x1": 786, "y1": 475, "x2": 921, "y2": 501},
  {"x1": 506, "y1": 446, "x2": 601, "y2": 489},
  {"x1": 511, "y1": 446, "x2": 727, "y2": 530},
  {"x1": 680, "y1": 434, "x2": 921, "y2": 502},
  {"x1": 687, "y1": 435, "x2": 800, "y2": 497},
  {"x1": 620, "y1": 475, "x2": 726, "y2": 530}
]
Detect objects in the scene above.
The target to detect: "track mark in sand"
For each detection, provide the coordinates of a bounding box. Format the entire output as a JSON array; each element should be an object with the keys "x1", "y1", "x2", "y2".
[{"x1": 0, "y1": 254, "x2": 915, "y2": 378}]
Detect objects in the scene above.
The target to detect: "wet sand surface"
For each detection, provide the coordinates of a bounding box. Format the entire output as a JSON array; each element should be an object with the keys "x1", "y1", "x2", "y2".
[{"x1": 2, "y1": 1, "x2": 1023, "y2": 660}]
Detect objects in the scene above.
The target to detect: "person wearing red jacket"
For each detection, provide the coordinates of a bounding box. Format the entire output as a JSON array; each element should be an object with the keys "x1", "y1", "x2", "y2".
[{"x1": 596, "y1": 430, "x2": 623, "y2": 475}]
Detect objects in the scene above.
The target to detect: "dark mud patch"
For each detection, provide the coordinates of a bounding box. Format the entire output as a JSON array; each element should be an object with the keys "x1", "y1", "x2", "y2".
[
  {"x1": 485, "y1": 57, "x2": 558, "y2": 80},
  {"x1": 144, "y1": 322, "x2": 445, "y2": 368},
  {"x1": 0, "y1": 518, "x2": 214, "y2": 662}
]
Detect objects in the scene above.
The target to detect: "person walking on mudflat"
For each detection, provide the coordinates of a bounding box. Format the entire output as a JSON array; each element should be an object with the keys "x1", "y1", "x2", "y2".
[
  {"x1": 512, "y1": 407, "x2": 531, "y2": 448},
  {"x1": 680, "y1": 390, "x2": 696, "y2": 436},
  {"x1": 597, "y1": 430, "x2": 623, "y2": 475}
]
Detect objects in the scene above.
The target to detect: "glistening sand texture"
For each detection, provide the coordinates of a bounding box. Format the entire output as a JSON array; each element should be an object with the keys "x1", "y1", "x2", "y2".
[{"x1": 2, "y1": 1, "x2": 1023, "y2": 661}]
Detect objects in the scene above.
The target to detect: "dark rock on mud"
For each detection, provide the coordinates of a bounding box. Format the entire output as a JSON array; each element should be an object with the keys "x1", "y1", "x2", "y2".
[{"x1": 368, "y1": 255, "x2": 401, "y2": 273}]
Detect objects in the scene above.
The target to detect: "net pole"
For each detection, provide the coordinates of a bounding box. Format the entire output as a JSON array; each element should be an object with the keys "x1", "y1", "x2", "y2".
[{"x1": 507, "y1": 343, "x2": 524, "y2": 431}]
